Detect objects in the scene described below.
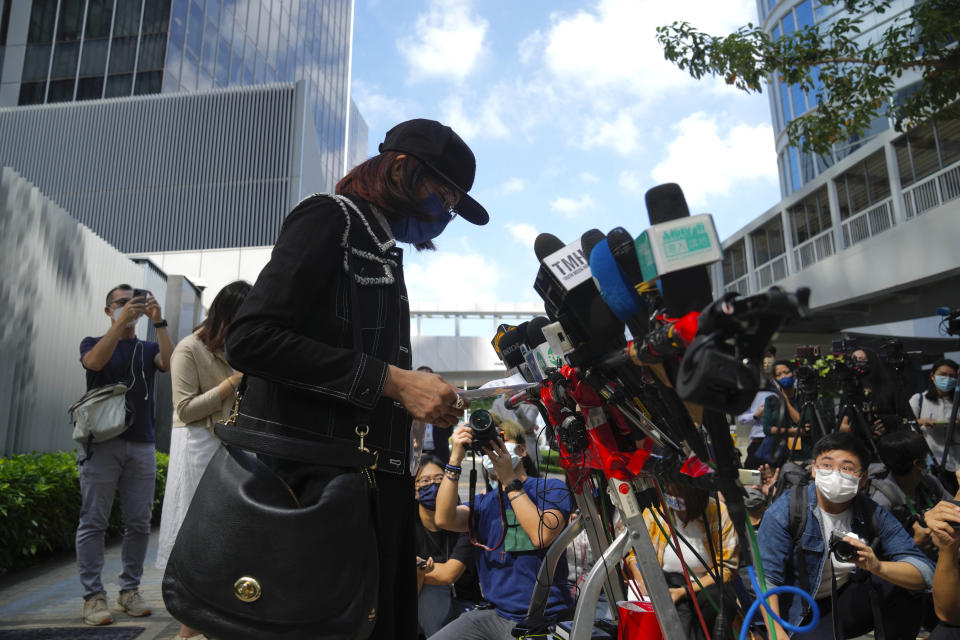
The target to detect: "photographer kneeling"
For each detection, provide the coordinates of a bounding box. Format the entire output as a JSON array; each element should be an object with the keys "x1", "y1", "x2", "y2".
[
  {"x1": 758, "y1": 432, "x2": 934, "y2": 639},
  {"x1": 431, "y1": 420, "x2": 573, "y2": 639}
]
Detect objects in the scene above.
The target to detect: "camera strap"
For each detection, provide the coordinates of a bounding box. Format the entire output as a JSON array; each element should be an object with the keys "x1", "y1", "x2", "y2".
[{"x1": 830, "y1": 560, "x2": 843, "y2": 640}]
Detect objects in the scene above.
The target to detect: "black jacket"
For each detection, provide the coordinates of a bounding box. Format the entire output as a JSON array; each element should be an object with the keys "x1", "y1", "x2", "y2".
[{"x1": 225, "y1": 194, "x2": 412, "y2": 475}]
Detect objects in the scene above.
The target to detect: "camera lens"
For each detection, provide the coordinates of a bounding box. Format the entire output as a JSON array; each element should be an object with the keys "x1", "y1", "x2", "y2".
[{"x1": 469, "y1": 409, "x2": 497, "y2": 450}]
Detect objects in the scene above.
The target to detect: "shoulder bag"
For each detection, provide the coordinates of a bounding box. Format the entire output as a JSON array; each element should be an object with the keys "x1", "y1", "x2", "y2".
[
  {"x1": 162, "y1": 196, "x2": 382, "y2": 640},
  {"x1": 69, "y1": 341, "x2": 141, "y2": 446}
]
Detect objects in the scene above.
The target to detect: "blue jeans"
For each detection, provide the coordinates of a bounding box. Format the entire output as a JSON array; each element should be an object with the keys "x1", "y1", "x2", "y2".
[{"x1": 76, "y1": 438, "x2": 155, "y2": 598}]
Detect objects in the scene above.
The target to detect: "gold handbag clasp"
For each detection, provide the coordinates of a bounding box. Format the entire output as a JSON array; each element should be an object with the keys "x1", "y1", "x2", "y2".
[{"x1": 234, "y1": 576, "x2": 261, "y2": 602}]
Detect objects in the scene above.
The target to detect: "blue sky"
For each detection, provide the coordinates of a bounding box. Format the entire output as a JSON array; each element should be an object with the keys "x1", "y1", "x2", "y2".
[{"x1": 350, "y1": 0, "x2": 782, "y2": 308}]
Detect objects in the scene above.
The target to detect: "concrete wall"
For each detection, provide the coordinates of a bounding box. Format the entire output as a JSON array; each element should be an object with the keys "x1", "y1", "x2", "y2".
[{"x1": 0, "y1": 167, "x2": 207, "y2": 455}]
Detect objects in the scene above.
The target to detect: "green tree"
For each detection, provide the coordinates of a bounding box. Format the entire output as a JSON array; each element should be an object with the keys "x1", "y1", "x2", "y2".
[{"x1": 656, "y1": 0, "x2": 959, "y2": 155}]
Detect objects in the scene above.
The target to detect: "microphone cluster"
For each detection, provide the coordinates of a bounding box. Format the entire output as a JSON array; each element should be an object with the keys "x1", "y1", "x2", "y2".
[{"x1": 488, "y1": 182, "x2": 811, "y2": 493}]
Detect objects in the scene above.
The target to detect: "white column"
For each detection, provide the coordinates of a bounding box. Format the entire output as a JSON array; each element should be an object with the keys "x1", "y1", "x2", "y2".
[
  {"x1": 884, "y1": 140, "x2": 908, "y2": 224},
  {"x1": 826, "y1": 178, "x2": 844, "y2": 252}
]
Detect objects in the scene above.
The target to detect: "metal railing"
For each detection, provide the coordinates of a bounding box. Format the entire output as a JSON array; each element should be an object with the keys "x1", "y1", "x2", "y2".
[
  {"x1": 841, "y1": 197, "x2": 895, "y2": 247},
  {"x1": 724, "y1": 275, "x2": 750, "y2": 296},
  {"x1": 755, "y1": 254, "x2": 789, "y2": 290},
  {"x1": 793, "y1": 228, "x2": 836, "y2": 271},
  {"x1": 903, "y1": 162, "x2": 960, "y2": 219}
]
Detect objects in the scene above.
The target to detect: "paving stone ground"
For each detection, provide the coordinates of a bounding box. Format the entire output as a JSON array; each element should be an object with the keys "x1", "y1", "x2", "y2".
[{"x1": 0, "y1": 533, "x2": 178, "y2": 639}]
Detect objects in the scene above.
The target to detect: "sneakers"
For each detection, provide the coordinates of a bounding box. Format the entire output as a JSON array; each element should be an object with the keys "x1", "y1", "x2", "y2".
[
  {"x1": 112, "y1": 589, "x2": 152, "y2": 617},
  {"x1": 82, "y1": 592, "x2": 113, "y2": 626}
]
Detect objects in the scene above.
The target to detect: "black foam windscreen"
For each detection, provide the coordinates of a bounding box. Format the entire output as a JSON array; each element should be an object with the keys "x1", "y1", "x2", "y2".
[
  {"x1": 534, "y1": 233, "x2": 565, "y2": 262},
  {"x1": 526, "y1": 316, "x2": 551, "y2": 347},
  {"x1": 580, "y1": 229, "x2": 606, "y2": 263},
  {"x1": 644, "y1": 183, "x2": 713, "y2": 317},
  {"x1": 498, "y1": 327, "x2": 527, "y2": 369},
  {"x1": 606, "y1": 227, "x2": 645, "y2": 290},
  {"x1": 645, "y1": 183, "x2": 690, "y2": 224}
]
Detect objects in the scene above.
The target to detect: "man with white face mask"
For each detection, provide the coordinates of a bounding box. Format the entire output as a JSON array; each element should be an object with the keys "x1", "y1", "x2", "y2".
[
  {"x1": 76, "y1": 284, "x2": 173, "y2": 626},
  {"x1": 758, "y1": 432, "x2": 934, "y2": 639},
  {"x1": 432, "y1": 419, "x2": 573, "y2": 639}
]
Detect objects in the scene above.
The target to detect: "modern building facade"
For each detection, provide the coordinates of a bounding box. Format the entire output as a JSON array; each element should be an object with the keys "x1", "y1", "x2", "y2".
[
  {"x1": 0, "y1": 0, "x2": 365, "y2": 252},
  {"x1": 712, "y1": 0, "x2": 960, "y2": 335},
  {"x1": 0, "y1": 81, "x2": 327, "y2": 252},
  {"x1": 756, "y1": 0, "x2": 921, "y2": 198}
]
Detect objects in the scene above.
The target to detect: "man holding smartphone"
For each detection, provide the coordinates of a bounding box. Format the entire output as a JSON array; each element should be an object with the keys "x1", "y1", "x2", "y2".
[{"x1": 76, "y1": 284, "x2": 173, "y2": 626}]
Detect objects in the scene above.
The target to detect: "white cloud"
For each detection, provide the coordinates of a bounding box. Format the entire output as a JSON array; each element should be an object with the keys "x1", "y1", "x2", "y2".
[
  {"x1": 651, "y1": 112, "x2": 777, "y2": 209},
  {"x1": 398, "y1": 0, "x2": 489, "y2": 83},
  {"x1": 506, "y1": 222, "x2": 538, "y2": 247},
  {"x1": 580, "y1": 172, "x2": 600, "y2": 184},
  {"x1": 550, "y1": 194, "x2": 597, "y2": 217},
  {"x1": 541, "y1": 0, "x2": 754, "y2": 99},
  {"x1": 582, "y1": 110, "x2": 642, "y2": 155},
  {"x1": 404, "y1": 250, "x2": 503, "y2": 306},
  {"x1": 517, "y1": 29, "x2": 545, "y2": 65},
  {"x1": 619, "y1": 171, "x2": 643, "y2": 194},
  {"x1": 350, "y1": 80, "x2": 409, "y2": 124},
  {"x1": 441, "y1": 93, "x2": 509, "y2": 140},
  {"x1": 500, "y1": 178, "x2": 526, "y2": 194}
]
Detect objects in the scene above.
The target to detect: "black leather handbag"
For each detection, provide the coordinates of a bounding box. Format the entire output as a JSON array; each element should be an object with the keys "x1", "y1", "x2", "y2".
[
  {"x1": 163, "y1": 219, "x2": 382, "y2": 640},
  {"x1": 161, "y1": 418, "x2": 379, "y2": 640}
]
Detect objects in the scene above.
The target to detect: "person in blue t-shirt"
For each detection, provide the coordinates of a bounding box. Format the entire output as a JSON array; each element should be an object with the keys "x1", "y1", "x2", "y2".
[
  {"x1": 432, "y1": 421, "x2": 573, "y2": 639},
  {"x1": 76, "y1": 284, "x2": 173, "y2": 626}
]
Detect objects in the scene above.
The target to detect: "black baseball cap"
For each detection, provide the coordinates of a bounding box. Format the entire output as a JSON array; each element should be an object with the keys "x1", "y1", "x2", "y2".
[{"x1": 378, "y1": 118, "x2": 489, "y2": 225}]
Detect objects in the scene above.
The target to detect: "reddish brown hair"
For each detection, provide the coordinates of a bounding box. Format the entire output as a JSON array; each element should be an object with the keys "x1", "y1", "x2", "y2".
[{"x1": 336, "y1": 152, "x2": 438, "y2": 250}]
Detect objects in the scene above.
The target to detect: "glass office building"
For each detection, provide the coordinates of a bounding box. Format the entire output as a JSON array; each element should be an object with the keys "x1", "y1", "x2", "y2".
[
  {"x1": 0, "y1": 0, "x2": 355, "y2": 190},
  {"x1": 757, "y1": 0, "x2": 916, "y2": 197},
  {"x1": 710, "y1": 0, "x2": 959, "y2": 319}
]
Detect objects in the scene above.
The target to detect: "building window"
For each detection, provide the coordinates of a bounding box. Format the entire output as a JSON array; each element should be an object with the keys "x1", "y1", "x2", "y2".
[
  {"x1": 835, "y1": 149, "x2": 890, "y2": 220},
  {"x1": 76, "y1": 76, "x2": 104, "y2": 100},
  {"x1": 788, "y1": 185, "x2": 831, "y2": 245},
  {"x1": 142, "y1": 0, "x2": 172, "y2": 34},
  {"x1": 28, "y1": 0, "x2": 58, "y2": 44},
  {"x1": 722, "y1": 239, "x2": 748, "y2": 284},
  {"x1": 114, "y1": 0, "x2": 143, "y2": 38},
  {"x1": 56, "y1": 2, "x2": 85, "y2": 41},
  {"x1": 105, "y1": 72, "x2": 133, "y2": 97},
  {"x1": 79, "y1": 38, "x2": 109, "y2": 76},
  {"x1": 893, "y1": 119, "x2": 960, "y2": 187},
  {"x1": 85, "y1": 0, "x2": 114, "y2": 39},
  {"x1": 750, "y1": 216, "x2": 786, "y2": 266},
  {"x1": 137, "y1": 32, "x2": 167, "y2": 72}
]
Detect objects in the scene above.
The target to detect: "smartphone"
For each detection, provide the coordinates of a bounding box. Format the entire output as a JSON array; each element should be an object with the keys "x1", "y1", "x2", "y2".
[
  {"x1": 416, "y1": 559, "x2": 428, "y2": 569},
  {"x1": 132, "y1": 288, "x2": 149, "y2": 300},
  {"x1": 739, "y1": 468, "x2": 762, "y2": 485}
]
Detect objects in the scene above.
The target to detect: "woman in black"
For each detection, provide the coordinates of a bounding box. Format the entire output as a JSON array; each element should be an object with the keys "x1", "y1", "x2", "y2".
[
  {"x1": 225, "y1": 119, "x2": 489, "y2": 639},
  {"x1": 840, "y1": 347, "x2": 914, "y2": 448},
  {"x1": 414, "y1": 455, "x2": 481, "y2": 636}
]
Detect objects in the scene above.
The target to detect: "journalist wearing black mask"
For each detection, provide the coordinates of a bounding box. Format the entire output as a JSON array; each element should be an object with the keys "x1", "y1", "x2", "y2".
[
  {"x1": 840, "y1": 348, "x2": 913, "y2": 442},
  {"x1": 225, "y1": 119, "x2": 489, "y2": 639},
  {"x1": 413, "y1": 455, "x2": 480, "y2": 637}
]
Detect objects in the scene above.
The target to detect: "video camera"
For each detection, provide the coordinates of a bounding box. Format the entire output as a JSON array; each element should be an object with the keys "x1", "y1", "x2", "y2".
[{"x1": 938, "y1": 307, "x2": 960, "y2": 337}]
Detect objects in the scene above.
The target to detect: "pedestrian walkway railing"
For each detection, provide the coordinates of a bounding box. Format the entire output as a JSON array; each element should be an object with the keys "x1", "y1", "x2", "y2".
[
  {"x1": 904, "y1": 161, "x2": 960, "y2": 219},
  {"x1": 792, "y1": 229, "x2": 835, "y2": 272},
  {"x1": 841, "y1": 197, "x2": 895, "y2": 248}
]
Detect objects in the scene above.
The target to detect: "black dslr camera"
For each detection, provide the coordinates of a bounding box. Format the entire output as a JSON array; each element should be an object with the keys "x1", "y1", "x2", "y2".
[
  {"x1": 829, "y1": 530, "x2": 863, "y2": 563},
  {"x1": 469, "y1": 409, "x2": 499, "y2": 453}
]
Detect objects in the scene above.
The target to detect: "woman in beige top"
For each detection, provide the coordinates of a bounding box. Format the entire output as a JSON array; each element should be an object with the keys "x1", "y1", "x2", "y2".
[{"x1": 156, "y1": 280, "x2": 250, "y2": 640}]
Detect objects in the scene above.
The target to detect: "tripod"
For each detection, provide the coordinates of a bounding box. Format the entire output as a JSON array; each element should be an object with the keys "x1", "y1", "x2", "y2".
[
  {"x1": 795, "y1": 389, "x2": 829, "y2": 442},
  {"x1": 836, "y1": 384, "x2": 881, "y2": 461}
]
